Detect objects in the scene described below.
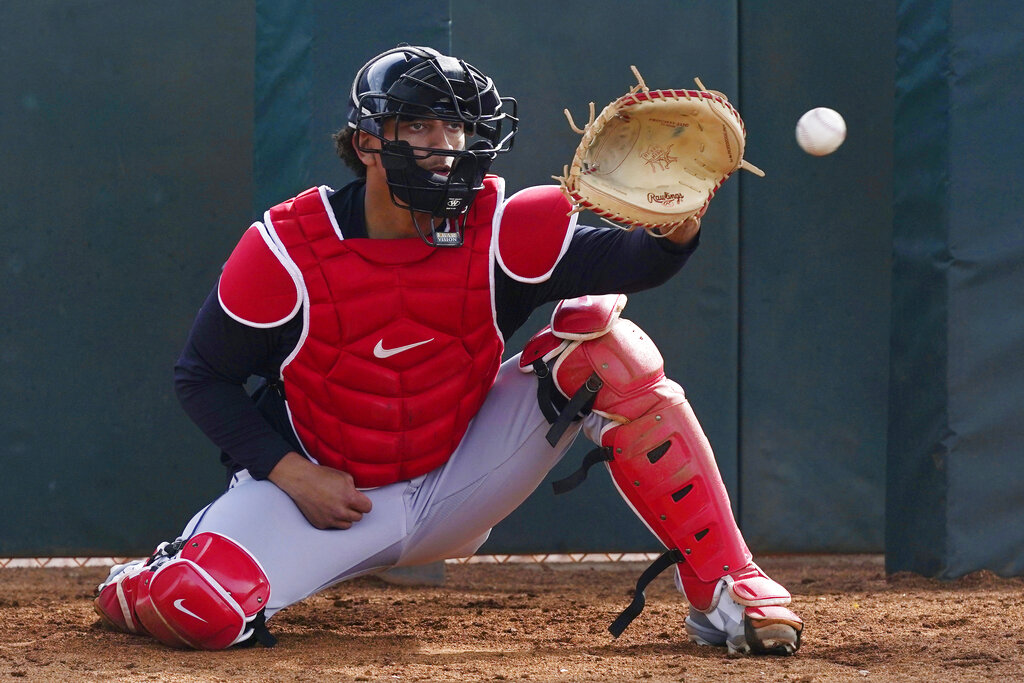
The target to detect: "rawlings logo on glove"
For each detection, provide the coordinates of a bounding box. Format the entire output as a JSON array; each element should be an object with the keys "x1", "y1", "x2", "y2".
[{"x1": 554, "y1": 67, "x2": 764, "y2": 237}]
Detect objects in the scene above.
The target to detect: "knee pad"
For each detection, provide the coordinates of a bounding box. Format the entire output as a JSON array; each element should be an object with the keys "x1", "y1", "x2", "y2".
[
  {"x1": 523, "y1": 295, "x2": 791, "y2": 634},
  {"x1": 98, "y1": 532, "x2": 274, "y2": 650}
]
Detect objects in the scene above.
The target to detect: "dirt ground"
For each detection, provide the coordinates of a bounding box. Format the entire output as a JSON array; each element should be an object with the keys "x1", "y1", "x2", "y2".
[{"x1": 0, "y1": 554, "x2": 1021, "y2": 682}]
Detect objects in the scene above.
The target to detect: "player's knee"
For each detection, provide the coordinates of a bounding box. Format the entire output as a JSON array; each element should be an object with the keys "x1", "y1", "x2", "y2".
[
  {"x1": 132, "y1": 532, "x2": 273, "y2": 650},
  {"x1": 559, "y1": 316, "x2": 676, "y2": 420},
  {"x1": 522, "y1": 293, "x2": 679, "y2": 426},
  {"x1": 450, "y1": 530, "x2": 491, "y2": 559}
]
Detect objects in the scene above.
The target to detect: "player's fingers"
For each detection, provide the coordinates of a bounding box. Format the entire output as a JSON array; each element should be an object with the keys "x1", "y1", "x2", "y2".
[
  {"x1": 351, "y1": 490, "x2": 373, "y2": 514},
  {"x1": 307, "y1": 515, "x2": 335, "y2": 530},
  {"x1": 299, "y1": 501, "x2": 356, "y2": 530},
  {"x1": 331, "y1": 501, "x2": 368, "y2": 526},
  {"x1": 322, "y1": 508, "x2": 356, "y2": 529},
  {"x1": 332, "y1": 470, "x2": 372, "y2": 514}
]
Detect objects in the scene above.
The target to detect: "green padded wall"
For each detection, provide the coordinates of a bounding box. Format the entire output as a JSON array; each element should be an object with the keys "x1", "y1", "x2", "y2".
[
  {"x1": 2, "y1": 0, "x2": 897, "y2": 557},
  {"x1": 22, "y1": 1, "x2": 1012, "y2": 570},
  {"x1": 888, "y1": 0, "x2": 1024, "y2": 577},
  {"x1": 0, "y1": 1, "x2": 255, "y2": 555},
  {"x1": 737, "y1": 2, "x2": 895, "y2": 551}
]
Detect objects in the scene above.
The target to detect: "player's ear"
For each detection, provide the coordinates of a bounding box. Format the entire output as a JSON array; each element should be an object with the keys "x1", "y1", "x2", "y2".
[{"x1": 353, "y1": 130, "x2": 379, "y2": 167}]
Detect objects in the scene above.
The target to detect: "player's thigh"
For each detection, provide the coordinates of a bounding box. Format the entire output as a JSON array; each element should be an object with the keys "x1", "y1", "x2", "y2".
[
  {"x1": 182, "y1": 473, "x2": 411, "y2": 614},
  {"x1": 398, "y1": 354, "x2": 592, "y2": 564}
]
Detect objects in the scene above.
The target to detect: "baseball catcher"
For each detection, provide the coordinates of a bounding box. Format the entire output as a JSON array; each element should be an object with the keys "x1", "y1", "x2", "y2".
[{"x1": 95, "y1": 48, "x2": 801, "y2": 656}]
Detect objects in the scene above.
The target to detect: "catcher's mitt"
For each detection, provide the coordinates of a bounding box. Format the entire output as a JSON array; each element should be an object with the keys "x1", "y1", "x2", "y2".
[{"x1": 554, "y1": 67, "x2": 763, "y2": 237}]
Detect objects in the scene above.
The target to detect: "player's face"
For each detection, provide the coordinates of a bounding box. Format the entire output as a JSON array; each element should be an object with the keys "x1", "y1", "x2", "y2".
[{"x1": 385, "y1": 118, "x2": 467, "y2": 174}]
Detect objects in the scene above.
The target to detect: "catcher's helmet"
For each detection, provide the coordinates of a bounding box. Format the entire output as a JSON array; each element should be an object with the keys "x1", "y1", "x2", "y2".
[{"x1": 347, "y1": 45, "x2": 518, "y2": 246}]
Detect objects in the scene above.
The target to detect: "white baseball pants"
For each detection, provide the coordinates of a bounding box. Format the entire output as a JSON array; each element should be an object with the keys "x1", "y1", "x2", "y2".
[{"x1": 181, "y1": 354, "x2": 601, "y2": 618}]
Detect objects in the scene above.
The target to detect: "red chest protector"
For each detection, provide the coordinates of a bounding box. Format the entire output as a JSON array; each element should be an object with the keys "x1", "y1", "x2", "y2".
[
  {"x1": 274, "y1": 182, "x2": 502, "y2": 487},
  {"x1": 218, "y1": 178, "x2": 577, "y2": 487}
]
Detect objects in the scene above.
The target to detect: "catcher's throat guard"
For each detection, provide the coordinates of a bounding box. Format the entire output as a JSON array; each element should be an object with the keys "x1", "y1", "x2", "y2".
[
  {"x1": 377, "y1": 139, "x2": 497, "y2": 247},
  {"x1": 554, "y1": 67, "x2": 764, "y2": 237},
  {"x1": 521, "y1": 294, "x2": 796, "y2": 639}
]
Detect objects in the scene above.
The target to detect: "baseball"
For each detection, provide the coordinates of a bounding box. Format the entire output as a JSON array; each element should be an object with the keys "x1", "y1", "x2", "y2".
[{"x1": 795, "y1": 107, "x2": 846, "y2": 156}]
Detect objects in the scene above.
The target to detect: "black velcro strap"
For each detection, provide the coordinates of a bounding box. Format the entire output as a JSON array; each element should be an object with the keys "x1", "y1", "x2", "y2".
[
  {"x1": 608, "y1": 549, "x2": 684, "y2": 638},
  {"x1": 145, "y1": 538, "x2": 183, "y2": 567},
  {"x1": 532, "y1": 360, "x2": 563, "y2": 424},
  {"x1": 551, "y1": 446, "x2": 614, "y2": 495},
  {"x1": 545, "y1": 372, "x2": 604, "y2": 446},
  {"x1": 237, "y1": 609, "x2": 277, "y2": 648}
]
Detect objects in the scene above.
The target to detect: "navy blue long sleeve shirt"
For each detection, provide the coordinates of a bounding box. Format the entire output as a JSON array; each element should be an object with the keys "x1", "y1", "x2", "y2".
[{"x1": 174, "y1": 179, "x2": 699, "y2": 480}]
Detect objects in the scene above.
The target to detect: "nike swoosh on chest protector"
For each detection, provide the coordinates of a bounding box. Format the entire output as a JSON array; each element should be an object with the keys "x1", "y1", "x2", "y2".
[{"x1": 373, "y1": 338, "x2": 434, "y2": 359}]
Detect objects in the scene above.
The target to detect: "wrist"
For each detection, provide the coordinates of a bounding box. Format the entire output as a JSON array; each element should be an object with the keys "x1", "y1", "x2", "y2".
[
  {"x1": 662, "y1": 216, "x2": 701, "y2": 247},
  {"x1": 267, "y1": 451, "x2": 313, "y2": 490},
  {"x1": 656, "y1": 226, "x2": 701, "y2": 253}
]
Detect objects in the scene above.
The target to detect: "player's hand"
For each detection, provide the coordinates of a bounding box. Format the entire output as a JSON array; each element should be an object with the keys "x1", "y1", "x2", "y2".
[{"x1": 268, "y1": 452, "x2": 373, "y2": 530}]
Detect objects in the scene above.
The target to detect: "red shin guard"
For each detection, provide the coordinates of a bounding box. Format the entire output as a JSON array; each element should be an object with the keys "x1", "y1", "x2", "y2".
[{"x1": 524, "y1": 295, "x2": 796, "y2": 637}]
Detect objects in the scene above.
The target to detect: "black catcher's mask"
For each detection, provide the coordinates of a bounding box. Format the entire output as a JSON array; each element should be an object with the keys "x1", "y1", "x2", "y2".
[{"x1": 347, "y1": 45, "x2": 518, "y2": 247}]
